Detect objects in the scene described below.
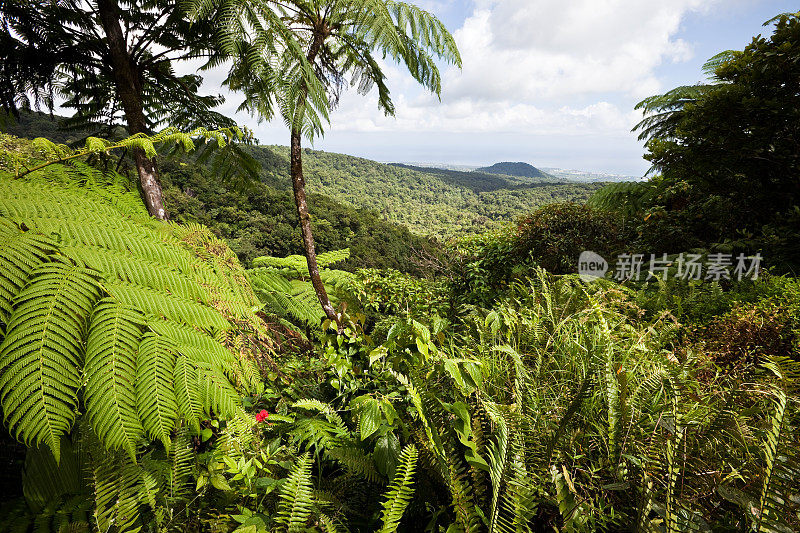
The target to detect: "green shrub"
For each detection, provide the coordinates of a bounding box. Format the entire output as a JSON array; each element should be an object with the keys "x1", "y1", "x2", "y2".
[{"x1": 514, "y1": 202, "x2": 629, "y2": 274}]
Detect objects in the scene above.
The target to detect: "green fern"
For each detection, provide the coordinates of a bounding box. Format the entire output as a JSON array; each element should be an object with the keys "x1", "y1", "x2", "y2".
[
  {"x1": 0, "y1": 260, "x2": 100, "y2": 461},
  {"x1": 91, "y1": 445, "x2": 149, "y2": 533},
  {"x1": 135, "y1": 333, "x2": 180, "y2": 450},
  {"x1": 377, "y1": 444, "x2": 418, "y2": 533},
  {"x1": 248, "y1": 249, "x2": 355, "y2": 329},
  {"x1": 84, "y1": 299, "x2": 146, "y2": 460},
  {"x1": 275, "y1": 453, "x2": 315, "y2": 532},
  {"x1": 0, "y1": 155, "x2": 263, "y2": 467},
  {"x1": 0, "y1": 217, "x2": 56, "y2": 324}
]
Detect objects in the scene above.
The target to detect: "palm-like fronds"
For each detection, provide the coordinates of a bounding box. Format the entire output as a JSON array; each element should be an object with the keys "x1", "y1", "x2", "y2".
[
  {"x1": 248, "y1": 249, "x2": 356, "y2": 329},
  {"x1": 0, "y1": 144, "x2": 262, "y2": 464},
  {"x1": 633, "y1": 84, "x2": 713, "y2": 142},
  {"x1": 0, "y1": 260, "x2": 100, "y2": 461},
  {"x1": 85, "y1": 299, "x2": 147, "y2": 460}
]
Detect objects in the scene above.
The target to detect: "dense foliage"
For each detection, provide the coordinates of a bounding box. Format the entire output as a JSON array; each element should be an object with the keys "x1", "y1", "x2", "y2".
[
  {"x1": 0, "y1": 134, "x2": 270, "y2": 530},
  {"x1": 593, "y1": 12, "x2": 800, "y2": 271},
  {"x1": 160, "y1": 157, "x2": 437, "y2": 273}
]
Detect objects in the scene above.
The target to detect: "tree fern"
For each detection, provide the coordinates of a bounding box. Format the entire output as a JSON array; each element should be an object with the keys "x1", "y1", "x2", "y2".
[
  {"x1": 22, "y1": 437, "x2": 86, "y2": 514},
  {"x1": 63, "y1": 245, "x2": 211, "y2": 304},
  {"x1": 248, "y1": 249, "x2": 355, "y2": 329},
  {"x1": 0, "y1": 140, "x2": 269, "y2": 476},
  {"x1": 0, "y1": 260, "x2": 100, "y2": 461},
  {"x1": 198, "y1": 362, "x2": 242, "y2": 421},
  {"x1": 84, "y1": 299, "x2": 146, "y2": 461}
]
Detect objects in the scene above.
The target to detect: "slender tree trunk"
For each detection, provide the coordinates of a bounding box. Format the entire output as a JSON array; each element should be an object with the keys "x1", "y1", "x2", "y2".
[
  {"x1": 96, "y1": 0, "x2": 167, "y2": 220},
  {"x1": 290, "y1": 128, "x2": 341, "y2": 329},
  {"x1": 286, "y1": 26, "x2": 340, "y2": 329}
]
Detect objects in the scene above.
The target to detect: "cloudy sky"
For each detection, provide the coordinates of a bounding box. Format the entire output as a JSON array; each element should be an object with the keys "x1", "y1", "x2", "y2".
[{"x1": 201, "y1": 0, "x2": 798, "y2": 176}]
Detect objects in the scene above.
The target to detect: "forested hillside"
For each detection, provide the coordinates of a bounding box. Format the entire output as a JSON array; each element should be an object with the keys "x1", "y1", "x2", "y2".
[
  {"x1": 251, "y1": 146, "x2": 600, "y2": 236},
  {"x1": 3, "y1": 112, "x2": 436, "y2": 272},
  {"x1": 160, "y1": 159, "x2": 437, "y2": 272},
  {"x1": 8, "y1": 111, "x2": 600, "y2": 244}
]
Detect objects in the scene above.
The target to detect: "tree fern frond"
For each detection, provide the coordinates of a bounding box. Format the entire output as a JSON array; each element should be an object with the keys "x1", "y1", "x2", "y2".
[
  {"x1": 85, "y1": 299, "x2": 146, "y2": 461},
  {"x1": 62, "y1": 245, "x2": 211, "y2": 304},
  {"x1": 147, "y1": 318, "x2": 238, "y2": 370},
  {"x1": 0, "y1": 217, "x2": 57, "y2": 323},
  {"x1": 22, "y1": 437, "x2": 85, "y2": 514},
  {"x1": 90, "y1": 445, "x2": 146, "y2": 533},
  {"x1": 173, "y1": 357, "x2": 203, "y2": 434},
  {"x1": 316, "y1": 248, "x2": 351, "y2": 268},
  {"x1": 0, "y1": 260, "x2": 100, "y2": 461},
  {"x1": 167, "y1": 427, "x2": 194, "y2": 503},
  {"x1": 135, "y1": 333, "x2": 179, "y2": 450},
  {"x1": 105, "y1": 281, "x2": 229, "y2": 332},
  {"x1": 197, "y1": 363, "x2": 242, "y2": 420}
]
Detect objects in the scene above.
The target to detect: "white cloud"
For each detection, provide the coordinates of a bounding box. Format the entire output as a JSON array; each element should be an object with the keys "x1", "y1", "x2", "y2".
[
  {"x1": 183, "y1": 0, "x2": 724, "y2": 172},
  {"x1": 328, "y1": 92, "x2": 640, "y2": 136},
  {"x1": 446, "y1": 0, "x2": 715, "y2": 103},
  {"x1": 317, "y1": 0, "x2": 718, "y2": 144}
]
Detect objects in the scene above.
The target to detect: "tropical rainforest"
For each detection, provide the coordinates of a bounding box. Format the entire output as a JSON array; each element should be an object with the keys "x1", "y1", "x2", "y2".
[{"x1": 0, "y1": 2, "x2": 799, "y2": 533}]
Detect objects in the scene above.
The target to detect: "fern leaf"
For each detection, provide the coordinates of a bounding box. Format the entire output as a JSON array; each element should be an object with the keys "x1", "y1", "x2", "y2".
[
  {"x1": 197, "y1": 363, "x2": 241, "y2": 420},
  {"x1": 167, "y1": 427, "x2": 194, "y2": 503},
  {"x1": 275, "y1": 453, "x2": 315, "y2": 532},
  {"x1": 173, "y1": 356, "x2": 203, "y2": 434},
  {"x1": 22, "y1": 437, "x2": 85, "y2": 513},
  {"x1": 62, "y1": 245, "x2": 211, "y2": 304},
  {"x1": 105, "y1": 281, "x2": 229, "y2": 332},
  {"x1": 0, "y1": 261, "x2": 100, "y2": 461},
  {"x1": 377, "y1": 445, "x2": 418, "y2": 533},
  {"x1": 135, "y1": 333, "x2": 178, "y2": 449},
  {"x1": 147, "y1": 318, "x2": 237, "y2": 369},
  {"x1": 84, "y1": 299, "x2": 146, "y2": 461},
  {"x1": 91, "y1": 447, "x2": 145, "y2": 533},
  {"x1": 0, "y1": 217, "x2": 56, "y2": 323},
  {"x1": 316, "y1": 248, "x2": 350, "y2": 268}
]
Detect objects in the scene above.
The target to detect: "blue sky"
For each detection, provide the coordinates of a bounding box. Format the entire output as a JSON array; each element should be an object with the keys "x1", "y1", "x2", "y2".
[{"x1": 210, "y1": 0, "x2": 799, "y2": 176}]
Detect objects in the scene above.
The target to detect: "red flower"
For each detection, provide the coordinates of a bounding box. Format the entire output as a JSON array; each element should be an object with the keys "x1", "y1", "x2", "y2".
[{"x1": 255, "y1": 410, "x2": 269, "y2": 423}]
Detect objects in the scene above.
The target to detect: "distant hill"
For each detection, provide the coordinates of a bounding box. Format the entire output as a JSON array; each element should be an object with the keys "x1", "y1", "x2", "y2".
[
  {"x1": 477, "y1": 161, "x2": 554, "y2": 180},
  {"x1": 250, "y1": 147, "x2": 600, "y2": 237}
]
